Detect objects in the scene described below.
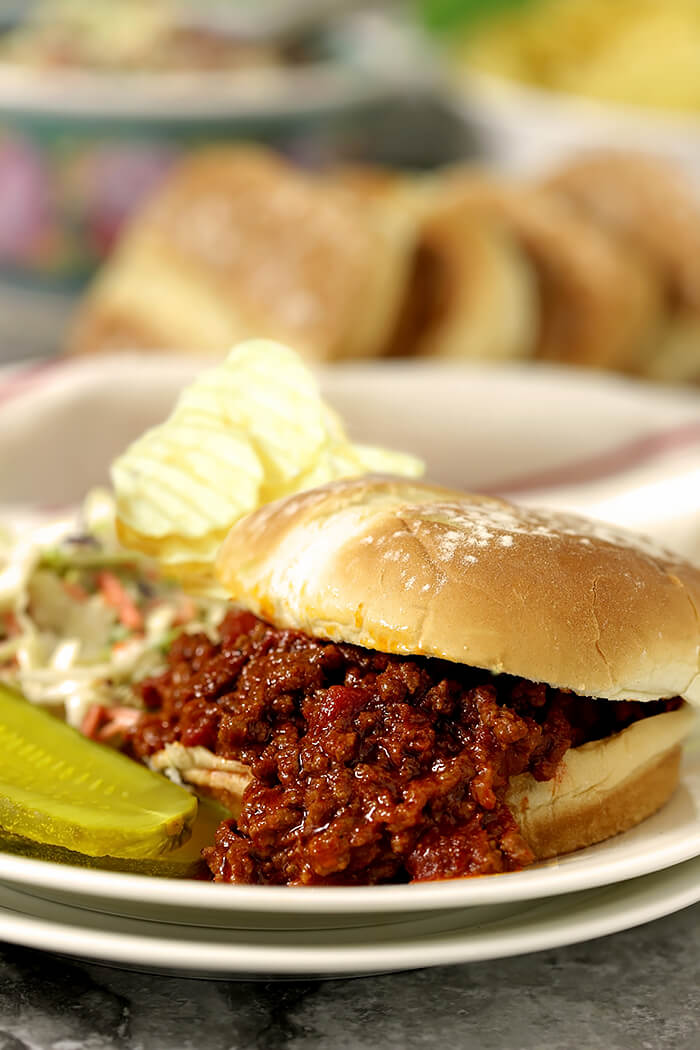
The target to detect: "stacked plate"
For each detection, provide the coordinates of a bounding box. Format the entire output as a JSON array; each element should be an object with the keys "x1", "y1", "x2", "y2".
[
  {"x1": 0, "y1": 737, "x2": 697, "y2": 979},
  {"x1": 0, "y1": 357, "x2": 699, "y2": 978}
]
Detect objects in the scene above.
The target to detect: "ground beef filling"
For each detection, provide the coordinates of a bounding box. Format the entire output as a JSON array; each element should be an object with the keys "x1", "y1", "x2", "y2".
[{"x1": 127, "y1": 610, "x2": 677, "y2": 885}]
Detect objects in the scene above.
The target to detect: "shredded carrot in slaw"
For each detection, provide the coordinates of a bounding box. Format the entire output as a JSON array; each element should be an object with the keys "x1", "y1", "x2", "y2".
[
  {"x1": 98, "y1": 571, "x2": 144, "y2": 632},
  {"x1": 62, "y1": 579, "x2": 89, "y2": 602},
  {"x1": 1, "y1": 610, "x2": 19, "y2": 635}
]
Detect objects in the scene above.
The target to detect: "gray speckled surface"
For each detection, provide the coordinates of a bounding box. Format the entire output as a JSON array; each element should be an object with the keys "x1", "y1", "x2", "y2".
[{"x1": 0, "y1": 905, "x2": 698, "y2": 1050}]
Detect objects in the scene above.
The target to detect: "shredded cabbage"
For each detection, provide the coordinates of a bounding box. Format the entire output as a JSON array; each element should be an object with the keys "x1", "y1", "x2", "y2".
[{"x1": 0, "y1": 489, "x2": 227, "y2": 731}]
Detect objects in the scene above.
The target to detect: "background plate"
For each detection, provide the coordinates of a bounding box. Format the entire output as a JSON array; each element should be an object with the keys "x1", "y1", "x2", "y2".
[{"x1": 2, "y1": 355, "x2": 699, "y2": 505}]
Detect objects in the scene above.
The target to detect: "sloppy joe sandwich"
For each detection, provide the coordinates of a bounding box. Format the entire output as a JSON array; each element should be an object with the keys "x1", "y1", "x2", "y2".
[{"x1": 128, "y1": 477, "x2": 699, "y2": 885}]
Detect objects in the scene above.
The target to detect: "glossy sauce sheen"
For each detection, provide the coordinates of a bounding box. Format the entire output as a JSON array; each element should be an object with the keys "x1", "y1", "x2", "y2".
[{"x1": 129, "y1": 611, "x2": 676, "y2": 885}]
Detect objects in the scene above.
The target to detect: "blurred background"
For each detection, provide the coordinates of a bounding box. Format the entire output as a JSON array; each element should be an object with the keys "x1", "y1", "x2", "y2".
[{"x1": 0, "y1": 0, "x2": 698, "y2": 385}]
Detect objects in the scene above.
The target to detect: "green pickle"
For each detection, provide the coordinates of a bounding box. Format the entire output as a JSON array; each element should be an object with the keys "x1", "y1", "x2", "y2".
[
  {"x1": 0, "y1": 685, "x2": 197, "y2": 860},
  {"x1": 0, "y1": 798, "x2": 227, "y2": 877}
]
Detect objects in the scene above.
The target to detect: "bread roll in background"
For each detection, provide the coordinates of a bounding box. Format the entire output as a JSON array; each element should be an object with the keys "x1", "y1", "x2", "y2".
[
  {"x1": 543, "y1": 151, "x2": 700, "y2": 382},
  {"x1": 543, "y1": 151, "x2": 700, "y2": 310},
  {"x1": 511, "y1": 189, "x2": 663, "y2": 373},
  {"x1": 68, "y1": 147, "x2": 418, "y2": 362},
  {"x1": 66, "y1": 144, "x2": 700, "y2": 382},
  {"x1": 646, "y1": 315, "x2": 700, "y2": 384},
  {"x1": 432, "y1": 173, "x2": 664, "y2": 371},
  {"x1": 390, "y1": 183, "x2": 540, "y2": 362}
]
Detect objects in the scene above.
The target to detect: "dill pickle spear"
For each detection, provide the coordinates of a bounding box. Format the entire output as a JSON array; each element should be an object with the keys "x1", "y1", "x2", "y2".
[
  {"x1": 0, "y1": 685, "x2": 197, "y2": 858},
  {"x1": 0, "y1": 798, "x2": 227, "y2": 877}
]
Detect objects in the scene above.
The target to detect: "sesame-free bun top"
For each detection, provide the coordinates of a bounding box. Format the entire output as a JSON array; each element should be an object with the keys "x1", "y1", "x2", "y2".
[{"x1": 216, "y1": 478, "x2": 700, "y2": 705}]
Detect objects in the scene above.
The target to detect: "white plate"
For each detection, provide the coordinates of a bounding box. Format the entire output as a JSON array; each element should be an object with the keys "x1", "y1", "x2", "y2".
[
  {"x1": 0, "y1": 857, "x2": 698, "y2": 978},
  {"x1": 1, "y1": 735, "x2": 698, "y2": 927},
  {"x1": 0, "y1": 356, "x2": 699, "y2": 938},
  {"x1": 2, "y1": 355, "x2": 699, "y2": 506},
  {"x1": 0, "y1": 13, "x2": 436, "y2": 119}
]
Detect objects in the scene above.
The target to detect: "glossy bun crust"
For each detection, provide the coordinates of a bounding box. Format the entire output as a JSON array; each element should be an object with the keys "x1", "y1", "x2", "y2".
[{"x1": 217, "y1": 477, "x2": 700, "y2": 705}]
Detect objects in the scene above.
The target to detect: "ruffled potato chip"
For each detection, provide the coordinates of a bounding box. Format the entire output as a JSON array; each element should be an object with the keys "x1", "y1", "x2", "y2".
[
  {"x1": 352, "y1": 444, "x2": 425, "y2": 479},
  {"x1": 294, "y1": 442, "x2": 424, "y2": 493},
  {"x1": 115, "y1": 520, "x2": 228, "y2": 566},
  {"x1": 112, "y1": 340, "x2": 424, "y2": 586},
  {"x1": 176, "y1": 340, "x2": 332, "y2": 497},
  {"x1": 113, "y1": 418, "x2": 263, "y2": 538}
]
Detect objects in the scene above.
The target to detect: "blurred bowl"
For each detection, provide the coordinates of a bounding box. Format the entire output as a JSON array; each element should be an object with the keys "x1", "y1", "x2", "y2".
[
  {"x1": 454, "y1": 70, "x2": 700, "y2": 180},
  {"x1": 0, "y1": 11, "x2": 440, "y2": 359}
]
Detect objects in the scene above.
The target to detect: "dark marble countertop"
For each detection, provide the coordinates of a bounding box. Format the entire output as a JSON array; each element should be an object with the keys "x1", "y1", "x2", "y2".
[{"x1": 0, "y1": 903, "x2": 697, "y2": 1050}]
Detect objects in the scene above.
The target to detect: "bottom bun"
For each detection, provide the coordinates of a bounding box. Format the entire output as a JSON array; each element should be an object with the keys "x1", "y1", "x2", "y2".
[
  {"x1": 150, "y1": 743, "x2": 251, "y2": 818},
  {"x1": 506, "y1": 705, "x2": 694, "y2": 859}
]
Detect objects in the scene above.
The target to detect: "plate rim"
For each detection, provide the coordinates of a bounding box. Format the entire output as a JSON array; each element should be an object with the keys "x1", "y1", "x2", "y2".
[{"x1": 0, "y1": 856, "x2": 697, "y2": 976}]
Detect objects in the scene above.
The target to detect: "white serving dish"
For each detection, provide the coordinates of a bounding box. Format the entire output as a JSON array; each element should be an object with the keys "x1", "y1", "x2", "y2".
[{"x1": 454, "y1": 71, "x2": 700, "y2": 181}]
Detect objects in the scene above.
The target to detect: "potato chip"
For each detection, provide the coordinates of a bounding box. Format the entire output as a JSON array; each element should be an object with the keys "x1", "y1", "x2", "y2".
[
  {"x1": 111, "y1": 340, "x2": 424, "y2": 583},
  {"x1": 115, "y1": 520, "x2": 228, "y2": 566},
  {"x1": 113, "y1": 422, "x2": 263, "y2": 537},
  {"x1": 176, "y1": 340, "x2": 332, "y2": 494},
  {"x1": 352, "y1": 444, "x2": 425, "y2": 479}
]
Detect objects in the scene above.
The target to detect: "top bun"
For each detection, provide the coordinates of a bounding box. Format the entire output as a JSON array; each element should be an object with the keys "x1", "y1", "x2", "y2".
[{"x1": 216, "y1": 478, "x2": 700, "y2": 705}]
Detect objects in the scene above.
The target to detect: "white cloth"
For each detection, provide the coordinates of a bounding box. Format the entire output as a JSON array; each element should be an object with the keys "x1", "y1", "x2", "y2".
[{"x1": 502, "y1": 424, "x2": 700, "y2": 565}]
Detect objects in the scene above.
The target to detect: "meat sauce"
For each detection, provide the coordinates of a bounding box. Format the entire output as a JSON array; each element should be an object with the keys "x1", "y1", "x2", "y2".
[{"x1": 128, "y1": 610, "x2": 677, "y2": 885}]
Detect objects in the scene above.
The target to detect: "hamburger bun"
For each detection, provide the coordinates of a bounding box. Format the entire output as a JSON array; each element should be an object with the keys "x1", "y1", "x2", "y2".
[
  {"x1": 505, "y1": 706, "x2": 691, "y2": 859},
  {"x1": 212, "y1": 477, "x2": 698, "y2": 861}
]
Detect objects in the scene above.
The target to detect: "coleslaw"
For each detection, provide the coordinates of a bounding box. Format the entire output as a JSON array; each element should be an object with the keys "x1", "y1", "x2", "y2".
[{"x1": 0, "y1": 489, "x2": 227, "y2": 736}]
